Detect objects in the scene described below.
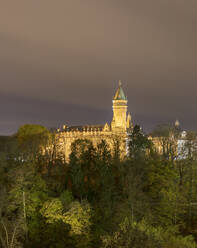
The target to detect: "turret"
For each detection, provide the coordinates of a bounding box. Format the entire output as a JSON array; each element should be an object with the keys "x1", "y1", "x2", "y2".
[
  {"x1": 111, "y1": 80, "x2": 128, "y2": 131},
  {"x1": 175, "y1": 119, "x2": 180, "y2": 128},
  {"x1": 127, "y1": 112, "x2": 133, "y2": 129}
]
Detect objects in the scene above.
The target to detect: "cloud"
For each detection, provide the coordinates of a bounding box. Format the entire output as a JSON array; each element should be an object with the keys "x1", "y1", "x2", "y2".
[{"x1": 0, "y1": 0, "x2": 197, "y2": 134}]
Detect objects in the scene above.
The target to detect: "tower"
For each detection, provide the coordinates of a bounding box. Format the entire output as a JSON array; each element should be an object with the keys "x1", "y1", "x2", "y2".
[
  {"x1": 127, "y1": 112, "x2": 133, "y2": 129},
  {"x1": 111, "y1": 80, "x2": 128, "y2": 131},
  {"x1": 175, "y1": 119, "x2": 180, "y2": 128}
]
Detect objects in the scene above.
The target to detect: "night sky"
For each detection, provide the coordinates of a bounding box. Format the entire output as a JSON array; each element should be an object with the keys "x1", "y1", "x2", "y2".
[{"x1": 1, "y1": 0, "x2": 197, "y2": 135}]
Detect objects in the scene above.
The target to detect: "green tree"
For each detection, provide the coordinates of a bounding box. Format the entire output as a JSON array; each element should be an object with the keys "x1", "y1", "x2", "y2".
[
  {"x1": 129, "y1": 125, "x2": 152, "y2": 159},
  {"x1": 68, "y1": 139, "x2": 97, "y2": 200},
  {"x1": 101, "y1": 218, "x2": 196, "y2": 248},
  {"x1": 40, "y1": 195, "x2": 93, "y2": 248},
  {"x1": 16, "y1": 124, "x2": 50, "y2": 161},
  {"x1": 150, "y1": 124, "x2": 181, "y2": 161}
]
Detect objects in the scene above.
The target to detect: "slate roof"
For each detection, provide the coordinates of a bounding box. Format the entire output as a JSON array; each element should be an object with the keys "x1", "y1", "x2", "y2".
[
  {"x1": 113, "y1": 81, "x2": 127, "y2": 100},
  {"x1": 65, "y1": 124, "x2": 104, "y2": 132}
]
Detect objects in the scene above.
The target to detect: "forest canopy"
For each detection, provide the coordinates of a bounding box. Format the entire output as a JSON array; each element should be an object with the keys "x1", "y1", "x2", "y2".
[{"x1": 0, "y1": 124, "x2": 197, "y2": 248}]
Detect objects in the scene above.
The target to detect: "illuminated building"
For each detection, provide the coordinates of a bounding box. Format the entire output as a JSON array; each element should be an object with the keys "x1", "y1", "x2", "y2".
[{"x1": 56, "y1": 81, "x2": 133, "y2": 160}]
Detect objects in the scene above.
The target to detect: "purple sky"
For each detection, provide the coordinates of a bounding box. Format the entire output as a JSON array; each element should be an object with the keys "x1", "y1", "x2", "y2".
[{"x1": 0, "y1": 0, "x2": 197, "y2": 135}]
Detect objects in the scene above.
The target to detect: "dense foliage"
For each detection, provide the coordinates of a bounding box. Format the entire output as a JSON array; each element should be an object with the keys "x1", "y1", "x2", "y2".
[{"x1": 0, "y1": 124, "x2": 197, "y2": 247}]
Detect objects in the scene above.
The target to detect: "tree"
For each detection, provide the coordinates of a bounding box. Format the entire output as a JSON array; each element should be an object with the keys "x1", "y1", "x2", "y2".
[
  {"x1": 40, "y1": 195, "x2": 93, "y2": 248},
  {"x1": 68, "y1": 139, "x2": 97, "y2": 200},
  {"x1": 150, "y1": 124, "x2": 181, "y2": 161},
  {"x1": 129, "y1": 125, "x2": 152, "y2": 159},
  {"x1": 101, "y1": 218, "x2": 196, "y2": 248},
  {"x1": 16, "y1": 124, "x2": 51, "y2": 161}
]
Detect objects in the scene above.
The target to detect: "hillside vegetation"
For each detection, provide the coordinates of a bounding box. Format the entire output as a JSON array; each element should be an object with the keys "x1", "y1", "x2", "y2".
[{"x1": 0, "y1": 124, "x2": 197, "y2": 248}]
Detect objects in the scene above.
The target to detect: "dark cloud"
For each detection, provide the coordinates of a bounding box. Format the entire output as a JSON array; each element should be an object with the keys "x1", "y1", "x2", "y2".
[
  {"x1": 0, "y1": 0, "x2": 197, "y2": 134},
  {"x1": 0, "y1": 92, "x2": 111, "y2": 135}
]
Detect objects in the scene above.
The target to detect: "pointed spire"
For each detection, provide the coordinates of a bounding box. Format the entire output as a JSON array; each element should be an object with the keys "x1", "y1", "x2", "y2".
[
  {"x1": 175, "y1": 119, "x2": 180, "y2": 128},
  {"x1": 127, "y1": 112, "x2": 133, "y2": 129},
  {"x1": 103, "y1": 122, "x2": 110, "y2": 131},
  {"x1": 113, "y1": 80, "x2": 127, "y2": 100}
]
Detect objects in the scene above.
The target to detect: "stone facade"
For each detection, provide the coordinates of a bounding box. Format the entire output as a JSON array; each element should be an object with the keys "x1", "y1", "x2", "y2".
[
  {"x1": 56, "y1": 81, "x2": 133, "y2": 161},
  {"x1": 148, "y1": 126, "x2": 195, "y2": 160}
]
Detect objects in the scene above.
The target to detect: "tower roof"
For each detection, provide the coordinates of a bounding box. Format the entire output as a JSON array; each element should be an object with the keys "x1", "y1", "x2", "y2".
[
  {"x1": 175, "y1": 119, "x2": 180, "y2": 127},
  {"x1": 113, "y1": 80, "x2": 127, "y2": 100}
]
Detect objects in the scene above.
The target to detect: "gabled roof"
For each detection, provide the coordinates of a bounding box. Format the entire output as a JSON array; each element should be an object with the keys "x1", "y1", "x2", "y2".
[
  {"x1": 64, "y1": 125, "x2": 104, "y2": 132},
  {"x1": 113, "y1": 80, "x2": 127, "y2": 100}
]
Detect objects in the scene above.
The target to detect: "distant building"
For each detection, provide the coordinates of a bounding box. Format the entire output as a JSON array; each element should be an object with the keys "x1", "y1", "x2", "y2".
[
  {"x1": 149, "y1": 121, "x2": 197, "y2": 160},
  {"x1": 56, "y1": 81, "x2": 133, "y2": 161}
]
